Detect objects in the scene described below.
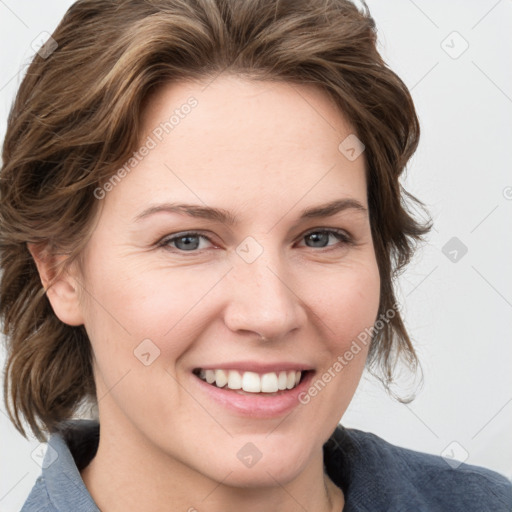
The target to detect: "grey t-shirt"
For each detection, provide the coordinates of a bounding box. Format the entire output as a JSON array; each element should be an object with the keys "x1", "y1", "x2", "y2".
[{"x1": 21, "y1": 419, "x2": 512, "y2": 511}]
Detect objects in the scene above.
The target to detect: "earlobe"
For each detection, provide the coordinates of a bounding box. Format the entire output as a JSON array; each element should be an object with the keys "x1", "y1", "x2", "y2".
[{"x1": 27, "y1": 242, "x2": 85, "y2": 326}]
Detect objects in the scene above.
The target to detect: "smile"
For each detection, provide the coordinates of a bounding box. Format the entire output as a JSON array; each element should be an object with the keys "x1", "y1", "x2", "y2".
[
  {"x1": 194, "y1": 368, "x2": 304, "y2": 394},
  {"x1": 191, "y1": 363, "x2": 315, "y2": 417}
]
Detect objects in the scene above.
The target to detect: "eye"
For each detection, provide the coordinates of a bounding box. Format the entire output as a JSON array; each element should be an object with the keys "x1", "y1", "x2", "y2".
[
  {"x1": 157, "y1": 228, "x2": 353, "y2": 253},
  {"x1": 158, "y1": 232, "x2": 214, "y2": 252},
  {"x1": 298, "y1": 229, "x2": 353, "y2": 249}
]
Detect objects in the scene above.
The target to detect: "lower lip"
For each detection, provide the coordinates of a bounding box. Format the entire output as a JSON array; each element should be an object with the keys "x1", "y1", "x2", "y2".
[{"x1": 191, "y1": 371, "x2": 315, "y2": 418}]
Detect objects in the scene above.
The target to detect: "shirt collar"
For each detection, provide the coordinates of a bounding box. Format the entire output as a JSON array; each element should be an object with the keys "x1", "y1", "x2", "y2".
[{"x1": 43, "y1": 420, "x2": 100, "y2": 511}]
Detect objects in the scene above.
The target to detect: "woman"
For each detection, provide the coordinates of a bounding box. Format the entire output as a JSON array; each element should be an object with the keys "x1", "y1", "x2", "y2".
[{"x1": 1, "y1": 0, "x2": 510, "y2": 510}]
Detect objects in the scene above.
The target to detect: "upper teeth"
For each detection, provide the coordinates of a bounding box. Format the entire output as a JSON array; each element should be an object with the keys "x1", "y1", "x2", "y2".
[{"x1": 198, "y1": 369, "x2": 302, "y2": 393}]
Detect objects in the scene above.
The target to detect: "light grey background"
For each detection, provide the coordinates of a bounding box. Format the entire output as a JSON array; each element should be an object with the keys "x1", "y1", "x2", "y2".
[{"x1": 1, "y1": 0, "x2": 511, "y2": 510}]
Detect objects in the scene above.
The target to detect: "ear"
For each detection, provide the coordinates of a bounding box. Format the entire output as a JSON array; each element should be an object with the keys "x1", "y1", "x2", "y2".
[{"x1": 27, "y1": 242, "x2": 85, "y2": 326}]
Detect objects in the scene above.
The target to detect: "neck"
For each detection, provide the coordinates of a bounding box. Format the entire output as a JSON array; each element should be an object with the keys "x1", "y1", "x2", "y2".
[{"x1": 80, "y1": 415, "x2": 344, "y2": 512}]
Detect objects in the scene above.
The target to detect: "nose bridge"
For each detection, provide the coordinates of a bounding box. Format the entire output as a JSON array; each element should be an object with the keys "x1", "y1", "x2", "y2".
[{"x1": 225, "y1": 238, "x2": 304, "y2": 339}]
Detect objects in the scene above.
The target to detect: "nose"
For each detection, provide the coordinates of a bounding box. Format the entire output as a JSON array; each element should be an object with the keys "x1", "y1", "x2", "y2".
[{"x1": 223, "y1": 245, "x2": 307, "y2": 342}]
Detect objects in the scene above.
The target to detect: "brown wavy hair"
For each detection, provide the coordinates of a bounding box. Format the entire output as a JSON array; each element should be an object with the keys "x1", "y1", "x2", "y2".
[{"x1": 0, "y1": 0, "x2": 432, "y2": 441}]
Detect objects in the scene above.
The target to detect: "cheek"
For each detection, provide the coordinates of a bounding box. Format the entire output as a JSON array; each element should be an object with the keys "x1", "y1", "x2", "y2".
[
  {"x1": 84, "y1": 246, "x2": 380, "y2": 345},
  {"x1": 303, "y1": 256, "x2": 380, "y2": 400},
  {"x1": 306, "y1": 257, "x2": 381, "y2": 348},
  {"x1": 290, "y1": 258, "x2": 380, "y2": 436},
  {"x1": 80, "y1": 255, "x2": 228, "y2": 366},
  {"x1": 82, "y1": 237, "x2": 380, "y2": 396}
]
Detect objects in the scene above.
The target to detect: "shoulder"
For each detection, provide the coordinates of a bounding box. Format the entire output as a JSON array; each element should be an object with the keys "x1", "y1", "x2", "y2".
[{"x1": 324, "y1": 425, "x2": 512, "y2": 511}]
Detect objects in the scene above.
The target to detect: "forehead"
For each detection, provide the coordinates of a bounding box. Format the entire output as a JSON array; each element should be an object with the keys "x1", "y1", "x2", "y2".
[
  {"x1": 141, "y1": 75, "x2": 358, "y2": 160},
  {"x1": 108, "y1": 75, "x2": 368, "y2": 218}
]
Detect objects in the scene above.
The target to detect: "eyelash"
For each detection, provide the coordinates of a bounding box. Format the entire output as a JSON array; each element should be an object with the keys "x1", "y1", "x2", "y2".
[{"x1": 156, "y1": 228, "x2": 355, "y2": 253}]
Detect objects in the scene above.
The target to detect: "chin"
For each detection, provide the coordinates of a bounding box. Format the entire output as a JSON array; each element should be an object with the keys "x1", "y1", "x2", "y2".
[
  {"x1": 215, "y1": 441, "x2": 311, "y2": 488},
  {"x1": 223, "y1": 460, "x2": 305, "y2": 489}
]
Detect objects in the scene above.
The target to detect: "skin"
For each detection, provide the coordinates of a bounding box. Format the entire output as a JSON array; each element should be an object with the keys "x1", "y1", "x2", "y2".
[{"x1": 30, "y1": 75, "x2": 381, "y2": 512}]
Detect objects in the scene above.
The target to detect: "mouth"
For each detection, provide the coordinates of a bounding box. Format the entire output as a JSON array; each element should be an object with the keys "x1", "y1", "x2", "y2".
[
  {"x1": 191, "y1": 365, "x2": 316, "y2": 417},
  {"x1": 192, "y1": 368, "x2": 312, "y2": 396}
]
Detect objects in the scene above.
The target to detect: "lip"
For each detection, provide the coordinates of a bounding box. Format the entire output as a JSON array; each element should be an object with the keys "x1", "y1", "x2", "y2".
[
  {"x1": 193, "y1": 361, "x2": 315, "y2": 373},
  {"x1": 190, "y1": 368, "x2": 315, "y2": 418}
]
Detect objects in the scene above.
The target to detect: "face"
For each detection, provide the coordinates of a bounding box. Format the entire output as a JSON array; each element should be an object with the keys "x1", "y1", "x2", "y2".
[{"x1": 64, "y1": 76, "x2": 380, "y2": 486}]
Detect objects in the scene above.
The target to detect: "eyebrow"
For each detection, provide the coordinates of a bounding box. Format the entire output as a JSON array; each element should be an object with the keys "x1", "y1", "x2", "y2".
[{"x1": 133, "y1": 198, "x2": 367, "y2": 225}]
